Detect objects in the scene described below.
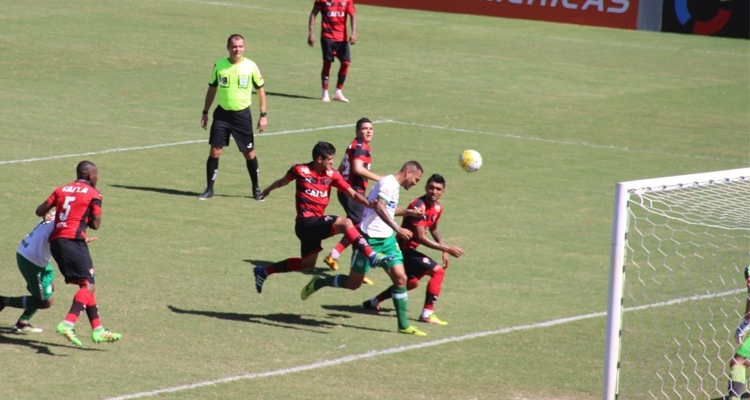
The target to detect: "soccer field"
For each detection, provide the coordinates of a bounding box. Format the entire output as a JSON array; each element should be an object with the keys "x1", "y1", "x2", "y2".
[{"x1": 0, "y1": 1, "x2": 747, "y2": 399}]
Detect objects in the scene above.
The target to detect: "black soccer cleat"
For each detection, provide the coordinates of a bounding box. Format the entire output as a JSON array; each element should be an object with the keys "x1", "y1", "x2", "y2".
[
  {"x1": 253, "y1": 187, "x2": 264, "y2": 201},
  {"x1": 198, "y1": 189, "x2": 214, "y2": 200}
]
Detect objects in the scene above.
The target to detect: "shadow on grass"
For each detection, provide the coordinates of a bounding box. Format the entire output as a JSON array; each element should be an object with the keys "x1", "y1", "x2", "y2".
[
  {"x1": 265, "y1": 91, "x2": 318, "y2": 100},
  {"x1": 168, "y1": 305, "x2": 391, "y2": 334},
  {"x1": 0, "y1": 328, "x2": 104, "y2": 355},
  {"x1": 241, "y1": 260, "x2": 333, "y2": 275},
  {"x1": 320, "y1": 304, "x2": 394, "y2": 317},
  {"x1": 109, "y1": 184, "x2": 248, "y2": 199}
]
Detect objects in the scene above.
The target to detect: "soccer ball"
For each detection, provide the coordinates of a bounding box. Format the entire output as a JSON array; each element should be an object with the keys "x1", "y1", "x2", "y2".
[{"x1": 458, "y1": 150, "x2": 482, "y2": 172}]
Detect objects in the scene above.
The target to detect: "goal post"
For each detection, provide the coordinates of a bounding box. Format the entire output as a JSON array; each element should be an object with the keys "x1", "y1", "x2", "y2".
[{"x1": 603, "y1": 167, "x2": 750, "y2": 400}]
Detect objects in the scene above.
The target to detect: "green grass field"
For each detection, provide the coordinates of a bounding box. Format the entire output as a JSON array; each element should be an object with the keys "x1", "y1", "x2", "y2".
[{"x1": 0, "y1": 1, "x2": 748, "y2": 399}]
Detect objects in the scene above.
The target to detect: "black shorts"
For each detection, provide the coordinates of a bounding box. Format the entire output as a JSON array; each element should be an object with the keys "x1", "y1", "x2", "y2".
[
  {"x1": 295, "y1": 216, "x2": 337, "y2": 258},
  {"x1": 337, "y1": 191, "x2": 365, "y2": 225},
  {"x1": 209, "y1": 106, "x2": 255, "y2": 152},
  {"x1": 50, "y1": 238, "x2": 95, "y2": 285},
  {"x1": 321, "y1": 38, "x2": 351, "y2": 62},
  {"x1": 402, "y1": 248, "x2": 439, "y2": 279}
]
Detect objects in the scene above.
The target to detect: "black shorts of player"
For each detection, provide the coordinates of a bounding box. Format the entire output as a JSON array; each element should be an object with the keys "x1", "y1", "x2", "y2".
[
  {"x1": 321, "y1": 37, "x2": 351, "y2": 62},
  {"x1": 337, "y1": 191, "x2": 365, "y2": 225},
  {"x1": 209, "y1": 106, "x2": 255, "y2": 152},
  {"x1": 402, "y1": 248, "x2": 439, "y2": 278},
  {"x1": 295, "y1": 216, "x2": 337, "y2": 258},
  {"x1": 50, "y1": 238, "x2": 95, "y2": 285}
]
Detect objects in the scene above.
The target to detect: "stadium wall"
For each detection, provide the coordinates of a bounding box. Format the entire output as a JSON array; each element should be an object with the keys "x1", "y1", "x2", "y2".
[{"x1": 357, "y1": 0, "x2": 749, "y2": 39}]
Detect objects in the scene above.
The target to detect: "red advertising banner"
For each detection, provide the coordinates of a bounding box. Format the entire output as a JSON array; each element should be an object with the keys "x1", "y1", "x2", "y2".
[{"x1": 356, "y1": 0, "x2": 639, "y2": 30}]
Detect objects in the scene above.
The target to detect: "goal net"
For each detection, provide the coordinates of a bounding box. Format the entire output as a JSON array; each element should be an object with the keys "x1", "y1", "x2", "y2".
[{"x1": 603, "y1": 167, "x2": 750, "y2": 400}]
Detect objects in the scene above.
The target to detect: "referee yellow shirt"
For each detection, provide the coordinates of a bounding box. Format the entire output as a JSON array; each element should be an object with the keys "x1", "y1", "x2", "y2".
[{"x1": 209, "y1": 57, "x2": 265, "y2": 111}]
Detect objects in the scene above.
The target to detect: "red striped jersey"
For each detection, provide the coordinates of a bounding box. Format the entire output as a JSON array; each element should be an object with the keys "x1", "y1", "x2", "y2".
[
  {"x1": 44, "y1": 180, "x2": 102, "y2": 241},
  {"x1": 286, "y1": 163, "x2": 351, "y2": 219},
  {"x1": 337, "y1": 137, "x2": 372, "y2": 194},
  {"x1": 314, "y1": 0, "x2": 356, "y2": 42},
  {"x1": 398, "y1": 196, "x2": 443, "y2": 251}
]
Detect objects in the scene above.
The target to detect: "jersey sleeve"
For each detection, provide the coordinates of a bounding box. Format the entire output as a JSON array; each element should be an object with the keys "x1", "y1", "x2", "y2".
[
  {"x1": 285, "y1": 165, "x2": 300, "y2": 182},
  {"x1": 331, "y1": 170, "x2": 351, "y2": 192},
  {"x1": 352, "y1": 142, "x2": 369, "y2": 159},
  {"x1": 313, "y1": 0, "x2": 325, "y2": 12},
  {"x1": 251, "y1": 64, "x2": 264, "y2": 89},
  {"x1": 90, "y1": 191, "x2": 103, "y2": 216},
  {"x1": 409, "y1": 199, "x2": 430, "y2": 227},
  {"x1": 208, "y1": 64, "x2": 219, "y2": 87},
  {"x1": 44, "y1": 189, "x2": 59, "y2": 207},
  {"x1": 347, "y1": 0, "x2": 355, "y2": 15}
]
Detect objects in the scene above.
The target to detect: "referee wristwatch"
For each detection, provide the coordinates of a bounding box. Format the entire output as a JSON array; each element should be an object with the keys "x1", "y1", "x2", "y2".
[{"x1": 260, "y1": 112, "x2": 267, "y2": 118}]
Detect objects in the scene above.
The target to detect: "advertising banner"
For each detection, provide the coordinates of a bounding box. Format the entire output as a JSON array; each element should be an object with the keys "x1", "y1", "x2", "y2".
[
  {"x1": 661, "y1": 0, "x2": 749, "y2": 39},
  {"x1": 356, "y1": 0, "x2": 639, "y2": 30}
]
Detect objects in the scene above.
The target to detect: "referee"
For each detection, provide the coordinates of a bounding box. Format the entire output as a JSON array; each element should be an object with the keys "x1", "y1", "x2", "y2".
[{"x1": 199, "y1": 34, "x2": 267, "y2": 201}]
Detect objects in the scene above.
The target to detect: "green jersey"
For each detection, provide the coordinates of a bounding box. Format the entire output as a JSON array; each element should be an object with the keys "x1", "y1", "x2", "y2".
[{"x1": 209, "y1": 57, "x2": 264, "y2": 111}]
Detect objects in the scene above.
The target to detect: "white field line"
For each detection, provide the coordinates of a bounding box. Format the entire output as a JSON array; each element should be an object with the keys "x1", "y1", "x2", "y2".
[
  {"x1": 0, "y1": 121, "x2": 392, "y2": 166},
  {"x1": 103, "y1": 289, "x2": 742, "y2": 400},
  {"x1": 175, "y1": 0, "x2": 749, "y2": 58},
  {"x1": 389, "y1": 120, "x2": 745, "y2": 163}
]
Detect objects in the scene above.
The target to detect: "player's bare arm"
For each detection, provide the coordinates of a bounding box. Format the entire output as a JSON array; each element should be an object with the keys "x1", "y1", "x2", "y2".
[
  {"x1": 201, "y1": 85, "x2": 217, "y2": 129},
  {"x1": 35, "y1": 202, "x2": 53, "y2": 218},
  {"x1": 349, "y1": 14, "x2": 357, "y2": 44},
  {"x1": 260, "y1": 176, "x2": 292, "y2": 199},
  {"x1": 308, "y1": 7, "x2": 320, "y2": 46},
  {"x1": 345, "y1": 187, "x2": 370, "y2": 207},
  {"x1": 352, "y1": 159, "x2": 380, "y2": 182},
  {"x1": 257, "y1": 86, "x2": 267, "y2": 132},
  {"x1": 395, "y1": 207, "x2": 424, "y2": 218},
  {"x1": 373, "y1": 198, "x2": 412, "y2": 240},
  {"x1": 88, "y1": 214, "x2": 101, "y2": 230},
  {"x1": 414, "y1": 225, "x2": 462, "y2": 258}
]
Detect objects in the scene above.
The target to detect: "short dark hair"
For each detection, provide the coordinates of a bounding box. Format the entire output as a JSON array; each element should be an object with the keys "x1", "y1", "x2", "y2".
[
  {"x1": 227, "y1": 34, "x2": 244, "y2": 46},
  {"x1": 312, "y1": 141, "x2": 336, "y2": 160},
  {"x1": 427, "y1": 173, "x2": 445, "y2": 187},
  {"x1": 355, "y1": 117, "x2": 372, "y2": 131},
  {"x1": 401, "y1": 160, "x2": 423, "y2": 173},
  {"x1": 76, "y1": 160, "x2": 96, "y2": 179}
]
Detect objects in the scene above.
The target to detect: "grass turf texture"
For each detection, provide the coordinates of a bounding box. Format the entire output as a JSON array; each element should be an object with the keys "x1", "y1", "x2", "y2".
[{"x1": 0, "y1": 0, "x2": 748, "y2": 399}]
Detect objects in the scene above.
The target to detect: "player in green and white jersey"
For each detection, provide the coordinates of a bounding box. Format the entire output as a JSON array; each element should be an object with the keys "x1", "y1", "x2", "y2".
[
  {"x1": 728, "y1": 265, "x2": 750, "y2": 399},
  {"x1": 301, "y1": 161, "x2": 427, "y2": 336}
]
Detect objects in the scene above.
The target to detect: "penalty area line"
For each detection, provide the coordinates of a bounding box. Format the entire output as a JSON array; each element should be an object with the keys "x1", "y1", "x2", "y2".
[
  {"x1": 0, "y1": 121, "x2": 393, "y2": 166},
  {"x1": 104, "y1": 289, "x2": 741, "y2": 399}
]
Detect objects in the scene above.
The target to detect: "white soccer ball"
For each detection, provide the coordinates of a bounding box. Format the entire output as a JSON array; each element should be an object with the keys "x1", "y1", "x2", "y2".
[{"x1": 458, "y1": 150, "x2": 482, "y2": 173}]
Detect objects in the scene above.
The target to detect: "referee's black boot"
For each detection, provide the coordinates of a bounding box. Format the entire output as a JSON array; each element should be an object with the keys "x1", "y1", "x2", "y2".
[
  {"x1": 253, "y1": 187, "x2": 264, "y2": 201},
  {"x1": 198, "y1": 188, "x2": 214, "y2": 200}
]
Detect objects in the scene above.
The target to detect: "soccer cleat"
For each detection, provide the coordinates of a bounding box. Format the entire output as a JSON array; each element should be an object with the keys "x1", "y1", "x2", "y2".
[
  {"x1": 363, "y1": 276, "x2": 374, "y2": 285},
  {"x1": 321, "y1": 92, "x2": 330, "y2": 102},
  {"x1": 333, "y1": 91, "x2": 349, "y2": 103},
  {"x1": 253, "y1": 266, "x2": 267, "y2": 294},
  {"x1": 301, "y1": 276, "x2": 320, "y2": 301},
  {"x1": 368, "y1": 252, "x2": 394, "y2": 268},
  {"x1": 253, "y1": 187, "x2": 264, "y2": 201},
  {"x1": 420, "y1": 314, "x2": 448, "y2": 326},
  {"x1": 197, "y1": 188, "x2": 214, "y2": 200},
  {"x1": 56, "y1": 321, "x2": 82, "y2": 347},
  {"x1": 11, "y1": 322, "x2": 43, "y2": 333},
  {"x1": 323, "y1": 255, "x2": 338, "y2": 271},
  {"x1": 92, "y1": 327, "x2": 122, "y2": 343},
  {"x1": 362, "y1": 299, "x2": 381, "y2": 312},
  {"x1": 398, "y1": 326, "x2": 427, "y2": 336}
]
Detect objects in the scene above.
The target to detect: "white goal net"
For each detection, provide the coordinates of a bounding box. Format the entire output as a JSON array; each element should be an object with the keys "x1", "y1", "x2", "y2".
[{"x1": 603, "y1": 168, "x2": 750, "y2": 400}]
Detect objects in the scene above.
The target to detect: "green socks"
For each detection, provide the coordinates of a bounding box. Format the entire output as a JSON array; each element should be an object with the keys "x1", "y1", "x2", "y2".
[{"x1": 391, "y1": 286, "x2": 409, "y2": 330}]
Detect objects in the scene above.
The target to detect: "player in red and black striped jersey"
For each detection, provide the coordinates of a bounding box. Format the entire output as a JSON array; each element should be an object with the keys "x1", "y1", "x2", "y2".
[
  {"x1": 308, "y1": 0, "x2": 357, "y2": 103},
  {"x1": 324, "y1": 118, "x2": 382, "y2": 271},
  {"x1": 363, "y1": 174, "x2": 464, "y2": 326},
  {"x1": 252, "y1": 141, "x2": 394, "y2": 294},
  {"x1": 34, "y1": 160, "x2": 121, "y2": 347}
]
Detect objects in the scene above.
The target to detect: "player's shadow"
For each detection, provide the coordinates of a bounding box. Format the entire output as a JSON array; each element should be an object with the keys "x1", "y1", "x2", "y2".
[
  {"x1": 320, "y1": 304, "x2": 394, "y2": 317},
  {"x1": 241, "y1": 260, "x2": 332, "y2": 275},
  {"x1": 168, "y1": 305, "x2": 390, "y2": 334},
  {"x1": 265, "y1": 91, "x2": 318, "y2": 101},
  {"x1": 109, "y1": 184, "x2": 246, "y2": 199},
  {"x1": 0, "y1": 328, "x2": 104, "y2": 355}
]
